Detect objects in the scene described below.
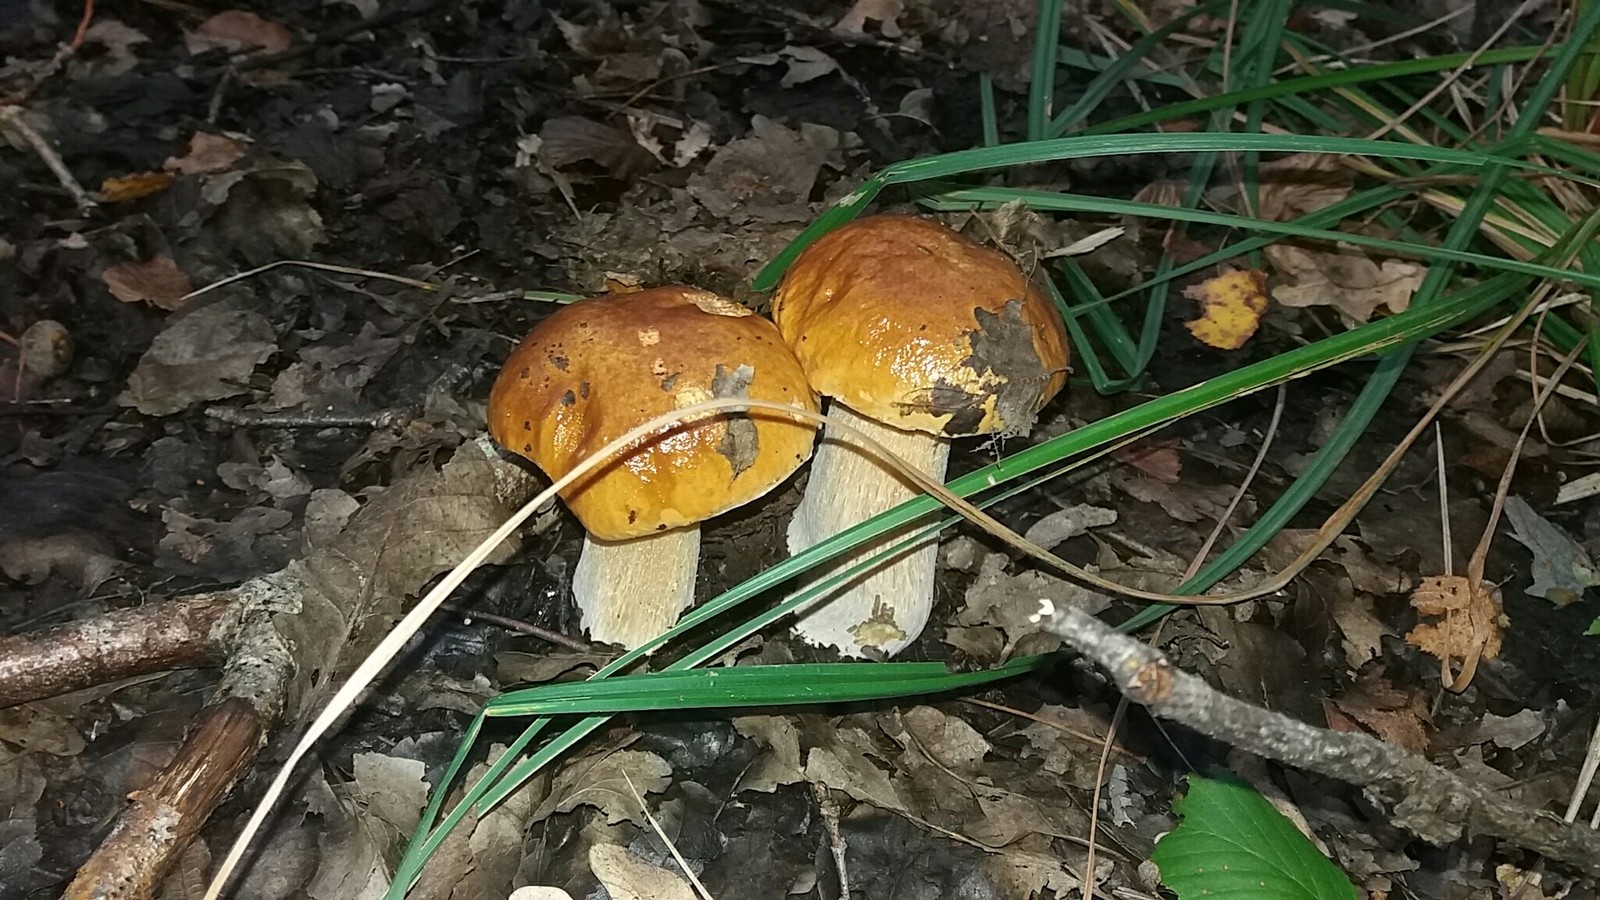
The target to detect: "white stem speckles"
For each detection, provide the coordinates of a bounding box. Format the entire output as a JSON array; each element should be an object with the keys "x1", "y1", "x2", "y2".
[
  {"x1": 573, "y1": 526, "x2": 700, "y2": 649},
  {"x1": 787, "y1": 402, "x2": 951, "y2": 658}
]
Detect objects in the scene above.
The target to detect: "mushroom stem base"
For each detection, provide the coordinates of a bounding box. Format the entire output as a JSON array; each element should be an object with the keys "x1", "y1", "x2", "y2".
[
  {"x1": 573, "y1": 527, "x2": 700, "y2": 650},
  {"x1": 788, "y1": 403, "x2": 951, "y2": 658}
]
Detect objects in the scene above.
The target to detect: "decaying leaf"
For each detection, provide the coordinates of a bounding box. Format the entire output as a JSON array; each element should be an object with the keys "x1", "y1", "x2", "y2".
[
  {"x1": 959, "y1": 552, "x2": 1111, "y2": 652},
  {"x1": 1328, "y1": 591, "x2": 1392, "y2": 669},
  {"x1": 118, "y1": 301, "x2": 277, "y2": 415},
  {"x1": 539, "y1": 116, "x2": 658, "y2": 180},
  {"x1": 1112, "y1": 467, "x2": 1250, "y2": 524},
  {"x1": 1406, "y1": 575, "x2": 1503, "y2": 688},
  {"x1": 164, "y1": 132, "x2": 247, "y2": 175},
  {"x1": 185, "y1": 11, "x2": 293, "y2": 56},
  {"x1": 1325, "y1": 677, "x2": 1429, "y2": 753},
  {"x1": 733, "y1": 716, "x2": 804, "y2": 793},
  {"x1": 803, "y1": 727, "x2": 907, "y2": 813},
  {"x1": 1266, "y1": 244, "x2": 1423, "y2": 323},
  {"x1": 1184, "y1": 268, "x2": 1269, "y2": 349},
  {"x1": 102, "y1": 256, "x2": 193, "y2": 310},
  {"x1": 408, "y1": 744, "x2": 541, "y2": 900},
  {"x1": 1252, "y1": 153, "x2": 1353, "y2": 222},
  {"x1": 588, "y1": 844, "x2": 696, "y2": 900},
  {"x1": 1112, "y1": 438, "x2": 1182, "y2": 483},
  {"x1": 686, "y1": 117, "x2": 840, "y2": 224},
  {"x1": 835, "y1": 0, "x2": 904, "y2": 36},
  {"x1": 1502, "y1": 496, "x2": 1600, "y2": 606},
  {"x1": 532, "y1": 749, "x2": 672, "y2": 827},
  {"x1": 886, "y1": 706, "x2": 990, "y2": 772}
]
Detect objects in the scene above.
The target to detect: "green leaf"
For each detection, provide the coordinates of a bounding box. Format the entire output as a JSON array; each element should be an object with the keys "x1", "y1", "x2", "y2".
[{"x1": 1153, "y1": 775, "x2": 1358, "y2": 900}]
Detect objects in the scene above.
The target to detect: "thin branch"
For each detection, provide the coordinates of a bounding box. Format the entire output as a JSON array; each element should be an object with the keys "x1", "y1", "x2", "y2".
[{"x1": 1041, "y1": 607, "x2": 1600, "y2": 876}]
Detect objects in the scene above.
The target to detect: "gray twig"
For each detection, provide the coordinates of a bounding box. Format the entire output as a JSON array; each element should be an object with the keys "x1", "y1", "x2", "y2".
[{"x1": 1041, "y1": 606, "x2": 1600, "y2": 876}]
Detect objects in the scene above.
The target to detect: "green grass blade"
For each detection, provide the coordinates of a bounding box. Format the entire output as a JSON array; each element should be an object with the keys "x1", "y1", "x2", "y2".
[
  {"x1": 1028, "y1": 0, "x2": 1065, "y2": 140},
  {"x1": 753, "y1": 131, "x2": 1589, "y2": 291},
  {"x1": 485, "y1": 656, "x2": 1052, "y2": 717},
  {"x1": 979, "y1": 73, "x2": 1000, "y2": 147},
  {"x1": 1086, "y1": 45, "x2": 1558, "y2": 136},
  {"x1": 1048, "y1": 7, "x2": 1211, "y2": 135},
  {"x1": 913, "y1": 183, "x2": 1600, "y2": 290}
]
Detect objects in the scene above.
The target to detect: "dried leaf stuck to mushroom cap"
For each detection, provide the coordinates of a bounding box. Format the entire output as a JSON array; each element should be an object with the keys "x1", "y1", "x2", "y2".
[
  {"x1": 771, "y1": 214, "x2": 1070, "y2": 437},
  {"x1": 487, "y1": 286, "x2": 820, "y2": 541}
]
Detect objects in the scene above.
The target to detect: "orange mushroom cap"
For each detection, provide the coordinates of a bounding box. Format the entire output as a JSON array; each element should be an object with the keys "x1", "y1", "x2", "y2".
[
  {"x1": 770, "y1": 214, "x2": 1070, "y2": 437},
  {"x1": 488, "y1": 286, "x2": 820, "y2": 541}
]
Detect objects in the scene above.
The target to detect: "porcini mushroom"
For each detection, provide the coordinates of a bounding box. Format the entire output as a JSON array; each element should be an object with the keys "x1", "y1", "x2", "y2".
[
  {"x1": 770, "y1": 215, "x2": 1070, "y2": 658},
  {"x1": 488, "y1": 286, "x2": 820, "y2": 649}
]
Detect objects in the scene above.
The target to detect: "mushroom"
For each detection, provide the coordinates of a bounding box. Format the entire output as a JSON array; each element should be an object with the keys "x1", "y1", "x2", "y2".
[
  {"x1": 487, "y1": 286, "x2": 820, "y2": 649},
  {"x1": 770, "y1": 215, "x2": 1070, "y2": 658}
]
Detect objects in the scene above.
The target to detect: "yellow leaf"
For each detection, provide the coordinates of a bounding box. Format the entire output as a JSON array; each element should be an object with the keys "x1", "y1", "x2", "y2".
[
  {"x1": 99, "y1": 172, "x2": 175, "y2": 202},
  {"x1": 1183, "y1": 268, "x2": 1269, "y2": 350}
]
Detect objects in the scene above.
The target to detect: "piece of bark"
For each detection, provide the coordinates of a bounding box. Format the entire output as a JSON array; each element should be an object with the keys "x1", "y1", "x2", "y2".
[
  {"x1": 1043, "y1": 607, "x2": 1600, "y2": 876},
  {"x1": 64, "y1": 699, "x2": 266, "y2": 900},
  {"x1": 0, "y1": 593, "x2": 236, "y2": 709}
]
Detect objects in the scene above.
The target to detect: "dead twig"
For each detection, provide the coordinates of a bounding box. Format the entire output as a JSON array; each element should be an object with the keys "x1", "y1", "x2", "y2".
[
  {"x1": 1042, "y1": 608, "x2": 1600, "y2": 877},
  {"x1": 0, "y1": 105, "x2": 97, "y2": 212},
  {"x1": 0, "y1": 593, "x2": 235, "y2": 709}
]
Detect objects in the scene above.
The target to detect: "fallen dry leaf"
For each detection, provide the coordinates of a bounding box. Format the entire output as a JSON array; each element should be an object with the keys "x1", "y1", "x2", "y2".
[
  {"x1": 186, "y1": 10, "x2": 293, "y2": 56},
  {"x1": 1266, "y1": 244, "x2": 1423, "y2": 323},
  {"x1": 164, "y1": 132, "x2": 247, "y2": 175},
  {"x1": 532, "y1": 749, "x2": 671, "y2": 827},
  {"x1": 539, "y1": 116, "x2": 657, "y2": 180},
  {"x1": 1329, "y1": 590, "x2": 1392, "y2": 668},
  {"x1": 588, "y1": 844, "x2": 695, "y2": 900},
  {"x1": 119, "y1": 301, "x2": 276, "y2": 415},
  {"x1": 1253, "y1": 153, "x2": 1353, "y2": 222},
  {"x1": 1184, "y1": 268, "x2": 1269, "y2": 349},
  {"x1": 102, "y1": 256, "x2": 193, "y2": 310},
  {"x1": 733, "y1": 716, "x2": 805, "y2": 793},
  {"x1": 1407, "y1": 574, "x2": 1503, "y2": 689},
  {"x1": 1502, "y1": 495, "x2": 1600, "y2": 606},
  {"x1": 83, "y1": 19, "x2": 151, "y2": 63},
  {"x1": 835, "y1": 0, "x2": 904, "y2": 36},
  {"x1": 1112, "y1": 468, "x2": 1249, "y2": 524},
  {"x1": 99, "y1": 172, "x2": 175, "y2": 202},
  {"x1": 1112, "y1": 438, "x2": 1182, "y2": 483},
  {"x1": 1325, "y1": 678, "x2": 1430, "y2": 753},
  {"x1": 803, "y1": 726, "x2": 907, "y2": 813},
  {"x1": 687, "y1": 117, "x2": 840, "y2": 224}
]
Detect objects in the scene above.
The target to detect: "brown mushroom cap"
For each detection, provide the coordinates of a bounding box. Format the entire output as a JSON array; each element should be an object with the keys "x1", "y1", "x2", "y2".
[
  {"x1": 770, "y1": 214, "x2": 1070, "y2": 437},
  {"x1": 488, "y1": 286, "x2": 820, "y2": 541}
]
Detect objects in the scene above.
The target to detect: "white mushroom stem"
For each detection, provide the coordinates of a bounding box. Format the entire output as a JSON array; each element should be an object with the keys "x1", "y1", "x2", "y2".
[
  {"x1": 573, "y1": 526, "x2": 700, "y2": 650},
  {"x1": 788, "y1": 402, "x2": 952, "y2": 658}
]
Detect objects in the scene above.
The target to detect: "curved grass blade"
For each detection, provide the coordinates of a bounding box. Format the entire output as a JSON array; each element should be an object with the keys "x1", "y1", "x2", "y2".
[{"x1": 751, "y1": 131, "x2": 1574, "y2": 291}]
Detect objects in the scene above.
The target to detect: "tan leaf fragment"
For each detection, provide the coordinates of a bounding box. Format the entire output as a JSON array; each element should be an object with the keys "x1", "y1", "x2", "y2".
[
  {"x1": 1183, "y1": 268, "x2": 1269, "y2": 349},
  {"x1": 1253, "y1": 153, "x2": 1353, "y2": 222},
  {"x1": 1406, "y1": 575, "x2": 1503, "y2": 689},
  {"x1": 532, "y1": 749, "x2": 671, "y2": 827},
  {"x1": 1266, "y1": 244, "x2": 1423, "y2": 323},
  {"x1": 164, "y1": 132, "x2": 247, "y2": 175},
  {"x1": 1325, "y1": 678, "x2": 1430, "y2": 753},
  {"x1": 186, "y1": 11, "x2": 293, "y2": 56},
  {"x1": 588, "y1": 844, "x2": 695, "y2": 900},
  {"x1": 102, "y1": 256, "x2": 193, "y2": 310},
  {"x1": 834, "y1": 0, "x2": 904, "y2": 37}
]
